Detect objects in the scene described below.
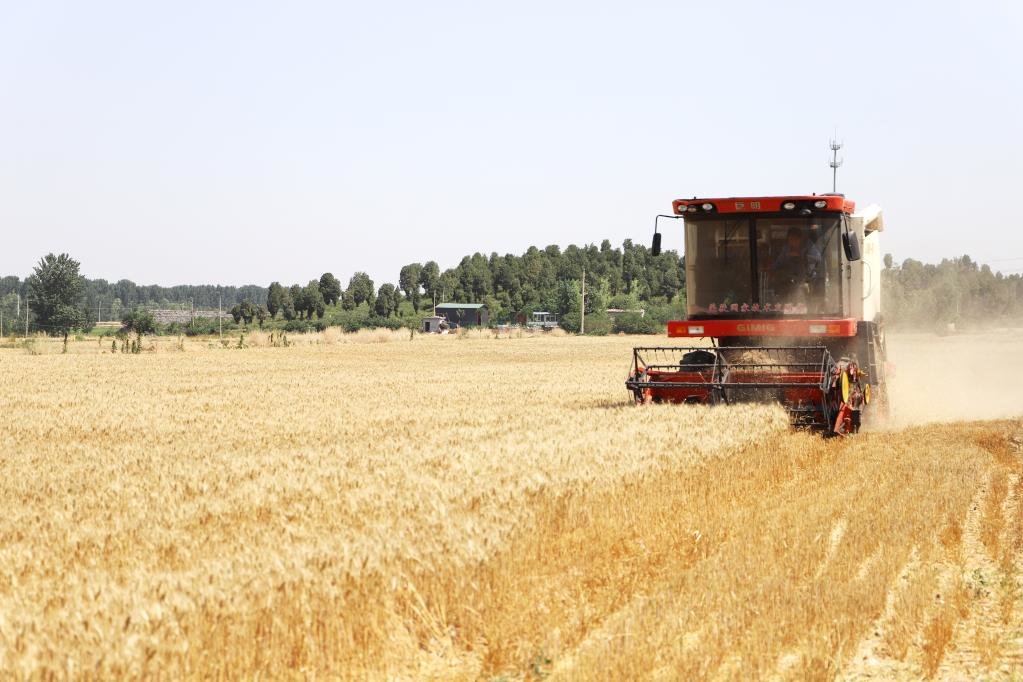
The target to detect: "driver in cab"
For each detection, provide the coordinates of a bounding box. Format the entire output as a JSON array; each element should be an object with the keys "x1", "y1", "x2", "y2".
[{"x1": 771, "y1": 226, "x2": 824, "y2": 305}]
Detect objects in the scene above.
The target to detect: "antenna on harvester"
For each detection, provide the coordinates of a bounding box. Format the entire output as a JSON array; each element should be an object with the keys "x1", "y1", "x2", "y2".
[{"x1": 829, "y1": 138, "x2": 843, "y2": 193}]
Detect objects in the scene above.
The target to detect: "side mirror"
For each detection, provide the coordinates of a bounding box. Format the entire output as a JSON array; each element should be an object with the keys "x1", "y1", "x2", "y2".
[
  {"x1": 843, "y1": 232, "x2": 861, "y2": 261},
  {"x1": 651, "y1": 231, "x2": 662, "y2": 256}
]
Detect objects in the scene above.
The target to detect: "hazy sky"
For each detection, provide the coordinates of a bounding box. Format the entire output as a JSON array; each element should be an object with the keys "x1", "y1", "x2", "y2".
[{"x1": 2, "y1": 1, "x2": 1022, "y2": 286}]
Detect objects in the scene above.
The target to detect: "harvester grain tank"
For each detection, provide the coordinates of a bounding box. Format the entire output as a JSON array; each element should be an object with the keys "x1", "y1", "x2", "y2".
[{"x1": 626, "y1": 195, "x2": 888, "y2": 434}]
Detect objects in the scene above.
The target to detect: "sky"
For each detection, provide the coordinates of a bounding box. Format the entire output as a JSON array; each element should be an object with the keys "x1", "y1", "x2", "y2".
[{"x1": 2, "y1": 0, "x2": 1022, "y2": 286}]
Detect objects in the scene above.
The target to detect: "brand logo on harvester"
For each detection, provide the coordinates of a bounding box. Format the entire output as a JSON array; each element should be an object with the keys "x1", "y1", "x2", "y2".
[{"x1": 736, "y1": 323, "x2": 776, "y2": 333}]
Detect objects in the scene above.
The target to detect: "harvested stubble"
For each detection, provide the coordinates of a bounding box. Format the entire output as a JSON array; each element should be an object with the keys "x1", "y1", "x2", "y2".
[{"x1": 0, "y1": 334, "x2": 1021, "y2": 679}]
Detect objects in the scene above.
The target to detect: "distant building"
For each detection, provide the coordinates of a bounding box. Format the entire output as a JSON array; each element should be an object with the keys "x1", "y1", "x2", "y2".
[
  {"x1": 435, "y1": 303, "x2": 489, "y2": 328},
  {"x1": 422, "y1": 316, "x2": 448, "y2": 333}
]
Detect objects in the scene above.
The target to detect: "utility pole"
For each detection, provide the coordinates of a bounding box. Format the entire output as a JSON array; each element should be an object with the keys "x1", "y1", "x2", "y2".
[
  {"x1": 580, "y1": 267, "x2": 586, "y2": 335},
  {"x1": 97, "y1": 299, "x2": 101, "y2": 324},
  {"x1": 218, "y1": 293, "x2": 223, "y2": 339},
  {"x1": 24, "y1": 297, "x2": 29, "y2": 337},
  {"x1": 829, "y1": 138, "x2": 843, "y2": 193}
]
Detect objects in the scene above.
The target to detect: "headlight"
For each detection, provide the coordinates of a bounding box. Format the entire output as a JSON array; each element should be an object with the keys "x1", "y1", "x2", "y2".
[
  {"x1": 813, "y1": 200, "x2": 827, "y2": 208},
  {"x1": 701, "y1": 203, "x2": 713, "y2": 211},
  {"x1": 782, "y1": 201, "x2": 796, "y2": 210}
]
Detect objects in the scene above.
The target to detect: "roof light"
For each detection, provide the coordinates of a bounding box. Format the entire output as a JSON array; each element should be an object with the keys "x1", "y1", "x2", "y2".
[
  {"x1": 687, "y1": 206, "x2": 697, "y2": 213},
  {"x1": 782, "y1": 201, "x2": 796, "y2": 210},
  {"x1": 676, "y1": 204, "x2": 687, "y2": 214},
  {"x1": 701, "y1": 203, "x2": 713, "y2": 211},
  {"x1": 813, "y1": 200, "x2": 827, "y2": 208}
]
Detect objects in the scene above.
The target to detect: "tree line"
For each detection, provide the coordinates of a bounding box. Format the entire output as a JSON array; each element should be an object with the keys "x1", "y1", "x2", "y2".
[
  {"x1": 4, "y1": 246, "x2": 1020, "y2": 342},
  {"x1": 882, "y1": 254, "x2": 1023, "y2": 330},
  {"x1": 241, "y1": 239, "x2": 688, "y2": 331},
  {"x1": 1, "y1": 239, "x2": 687, "y2": 336},
  {"x1": 0, "y1": 276, "x2": 265, "y2": 328}
]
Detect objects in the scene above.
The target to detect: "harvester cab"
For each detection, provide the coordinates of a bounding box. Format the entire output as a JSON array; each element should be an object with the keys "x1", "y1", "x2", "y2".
[{"x1": 627, "y1": 195, "x2": 888, "y2": 435}]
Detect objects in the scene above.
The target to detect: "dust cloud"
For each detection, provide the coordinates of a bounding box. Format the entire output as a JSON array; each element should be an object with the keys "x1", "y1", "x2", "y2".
[{"x1": 886, "y1": 330, "x2": 1023, "y2": 426}]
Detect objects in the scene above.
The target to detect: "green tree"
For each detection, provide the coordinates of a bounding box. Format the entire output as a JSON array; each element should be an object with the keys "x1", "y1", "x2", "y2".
[
  {"x1": 484, "y1": 294, "x2": 505, "y2": 324},
  {"x1": 399, "y1": 263, "x2": 423, "y2": 310},
  {"x1": 374, "y1": 284, "x2": 398, "y2": 317},
  {"x1": 121, "y1": 309, "x2": 156, "y2": 339},
  {"x1": 347, "y1": 272, "x2": 375, "y2": 307},
  {"x1": 554, "y1": 279, "x2": 581, "y2": 316},
  {"x1": 27, "y1": 253, "x2": 87, "y2": 352},
  {"x1": 281, "y1": 291, "x2": 297, "y2": 321},
  {"x1": 304, "y1": 281, "x2": 326, "y2": 319},
  {"x1": 419, "y1": 261, "x2": 441, "y2": 306},
  {"x1": 462, "y1": 253, "x2": 492, "y2": 301},
  {"x1": 318, "y1": 272, "x2": 342, "y2": 306},
  {"x1": 232, "y1": 300, "x2": 258, "y2": 325},
  {"x1": 266, "y1": 282, "x2": 286, "y2": 318},
  {"x1": 438, "y1": 270, "x2": 459, "y2": 303},
  {"x1": 0, "y1": 292, "x2": 18, "y2": 336},
  {"x1": 289, "y1": 284, "x2": 304, "y2": 318}
]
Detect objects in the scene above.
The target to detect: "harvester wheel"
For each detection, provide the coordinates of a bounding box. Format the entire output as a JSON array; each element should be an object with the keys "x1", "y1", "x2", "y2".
[
  {"x1": 840, "y1": 370, "x2": 850, "y2": 403},
  {"x1": 863, "y1": 384, "x2": 872, "y2": 405}
]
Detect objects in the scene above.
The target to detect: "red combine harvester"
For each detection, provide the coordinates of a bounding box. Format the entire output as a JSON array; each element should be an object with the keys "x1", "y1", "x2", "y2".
[{"x1": 626, "y1": 195, "x2": 888, "y2": 434}]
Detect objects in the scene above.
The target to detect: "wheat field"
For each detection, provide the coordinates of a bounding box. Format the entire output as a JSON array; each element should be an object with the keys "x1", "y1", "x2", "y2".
[{"x1": 0, "y1": 331, "x2": 1022, "y2": 679}]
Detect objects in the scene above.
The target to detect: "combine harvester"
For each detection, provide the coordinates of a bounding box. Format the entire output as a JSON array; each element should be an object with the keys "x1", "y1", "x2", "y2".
[{"x1": 626, "y1": 194, "x2": 887, "y2": 435}]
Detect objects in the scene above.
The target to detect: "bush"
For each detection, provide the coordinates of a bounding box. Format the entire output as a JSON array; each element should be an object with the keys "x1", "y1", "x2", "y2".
[
  {"x1": 558, "y1": 312, "x2": 612, "y2": 335},
  {"x1": 121, "y1": 309, "x2": 156, "y2": 337},
  {"x1": 582, "y1": 313, "x2": 612, "y2": 336},
  {"x1": 644, "y1": 300, "x2": 685, "y2": 326},
  {"x1": 364, "y1": 315, "x2": 404, "y2": 330},
  {"x1": 612, "y1": 312, "x2": 662, "y2": 335},
  {"x1": 182, "y1": 318, "x2": 221, "y2": 336}
]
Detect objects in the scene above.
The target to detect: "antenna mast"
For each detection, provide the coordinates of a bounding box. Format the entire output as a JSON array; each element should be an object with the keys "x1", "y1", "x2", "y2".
[{"x1": 829, "y1": 138, "x2": 843, "y2": 193}]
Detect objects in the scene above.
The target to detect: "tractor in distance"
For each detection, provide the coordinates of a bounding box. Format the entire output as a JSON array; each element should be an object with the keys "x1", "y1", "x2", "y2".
[{"x1": 626, "y1": 194, "x2": 888, "y2": 435}]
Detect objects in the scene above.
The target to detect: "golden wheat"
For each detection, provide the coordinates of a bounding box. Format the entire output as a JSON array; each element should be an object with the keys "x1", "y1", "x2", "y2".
[{"x1": 0, "y1": 332, "x2": 1021, "y2": 679}]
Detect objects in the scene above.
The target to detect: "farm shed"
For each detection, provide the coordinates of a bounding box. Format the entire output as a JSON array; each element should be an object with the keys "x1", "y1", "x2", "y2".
[
  {"x1": 435, "y1": 303, "x2": 489, "y2": 328},
  {"x1": 422, "y1": 316, "x2": 447, "y2": 333}
]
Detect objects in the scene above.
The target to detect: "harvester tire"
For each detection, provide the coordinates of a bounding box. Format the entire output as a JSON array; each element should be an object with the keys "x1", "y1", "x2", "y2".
[{"x1": 680, "y1": 350, "x2": 716, "y2": 369}]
